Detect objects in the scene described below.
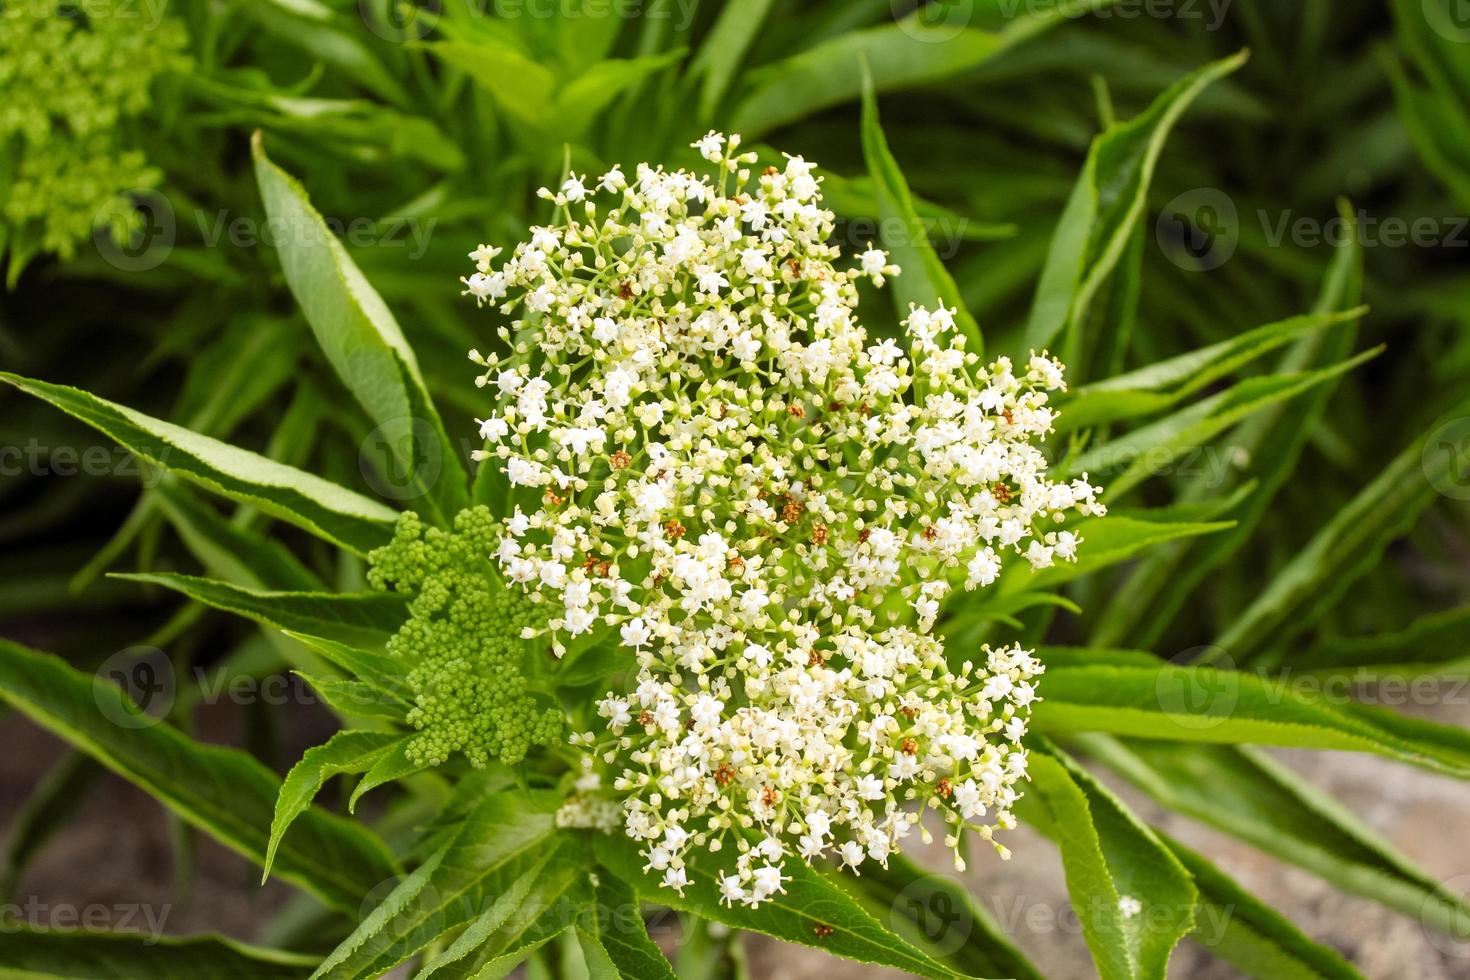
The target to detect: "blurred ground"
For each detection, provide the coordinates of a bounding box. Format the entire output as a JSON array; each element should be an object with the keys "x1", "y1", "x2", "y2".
[{"x1": 1, "y1": 689, "x2": 1467, "y2": 978}]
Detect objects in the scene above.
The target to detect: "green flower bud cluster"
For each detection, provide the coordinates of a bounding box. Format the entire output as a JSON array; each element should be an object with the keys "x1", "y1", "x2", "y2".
[
  {"x1": 368, "y1": 507, "x2": 563, "y2": 769},
  {"x1": 0, "y1": 3, "x2": 188, "y2": 270}
]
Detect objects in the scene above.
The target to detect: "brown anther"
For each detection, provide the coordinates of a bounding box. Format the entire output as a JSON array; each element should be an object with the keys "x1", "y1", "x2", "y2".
[
  {"x1": 638, "y1": 710, "x2": 653, "y2": 726},
  {"x1": 813, "y1": 924, "x2": 834, "y2": 939},
  {"x1": 714, "y1": 763, "x2": 735, "y2": 787},
  {"x1": 901, "y1": 738, "x2": 918, "y2": 755},
  {"x1": 663, "y1": 520, "x2": 686, "y2": 540},
  {"x1": 733, "y1": 195, "x2": 749, "y2": 205},
  {"x1": 900, "y1": 706, "x2": 918, "y2": 720},
  {"x1": 859, "y1": 403, "x2": 872, "y2": 417},
  {"x1": 582, "y1": 555, "x2": 600, "y2": 570},
  {"x1": 787, "y1": 258, "x2": 801, "y2": 276},
  {"x1": 610, "y1": 450, "x2": 632, "y2": 470},
  {"x1": 595, "y1": 560, "x2": 611, "y2": 578},
  {"x1": 788, "y1": 402, "x2": 806, "y2": 419},
  {"x1": 921, "y1": 525, "x2": 938, "y2": 542},
  {"x1": 543, "y1": 491, "x2": 565, "y2": 506},
  {"x1": 936, "y1": 778, "x2": 953, "y2": 799},
  {"x1": 1001, "y1": 409, "x2": 1015, "y2": 425},
  {"x1": 807, "y1": 649, "x2": 826, "y2": 668},
  {"x1": 763, "y1": 165, "x2": 779, "y2": 176},
  {"x1": 781, "y1": 499, "x2": 804, "y2": 523},
  {"x1": 618, "y1": 281, "x2": 634, "y2": 300},
  {"x1": 761, "y1": 786, "x2": 780, "y2": 807},
  {"x1": 728, "y1": 555, "x2": 746, "y2": 573},
  {"x1": 811, "y1": 523, "x2": 829, "y2": 546},
  {"x1": 991, "y1": 482, "x2": 1012, "y2": 503},
  {"x1": 829, "y1": 401, "x2": 844, "y2": 412},
  {"x1": 858, "y1": 528, "x2": 872, "y2": 544}
]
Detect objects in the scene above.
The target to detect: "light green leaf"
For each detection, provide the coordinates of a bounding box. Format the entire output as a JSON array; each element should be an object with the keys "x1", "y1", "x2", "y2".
[
  {"x1": 731, "y1": 0, "x2": 1119, "y2": 136},
  {"x1": 265, "y1": 731, "x2": 405, "y2": 882},
  {"x1": 252, "y1": 134, "x2": 469, "y2": 525},
  {"x1": 112, "y1": 572, "x2": 405, "y2": 650},
  {"x1": 1164, "y1": 835, "x2": 1366, "y2": 979},
  {"x1": 1020, "y1": 742, "x2": 1196, "y2": 980},
  {"x1": 313, "y1": 791, "x2": 564, "y2": 979},
  {"x1": 1221, "y1": 397, "x2": 1470, "y2": 663},
  {"x1": 154, "y1": 480, "x2": 325, "y2": 592},
  {"x1": 413, "y1": 862, "x2": 546, "y2": 979},
  {"x1": 576, "y1": 875, "x2": 677, "y2": 980},
  {"x1": 1033, "y1": 650, "x2": 1470, "y2": 777},
  {"x1": 0, "y1": 928, "x2": 318, "y2": 978},
  {"x1": 596, "y1": 832, "x2": 962, "y2": 979},
  {"x1": 1024, "y1": 52, "x2": 1247, "y2": 352},
  {"x1": 0, "y1": 373, "x2": 398, "y2": 556},
  {"x1": 838, "y1": 853, "x2": 1042, "y2": 980},
  {"x1": 1080, "y1": 736, "x2": 1470, "y2": 944},
  {"x1": 860, "y1": 65, "x2": 981, "y2": 352},
  {"x1": 0, "y1": 638, "x2": 398, "y2": 913},
  {"x1": 1059, "y1": 348, "x2": 1381, "y2": 498},
  {"x1": 690, "y1": 0, "x2": 776, "y2": 121},
  {"x1": 1058, "y1": 309, "x2": 1365, "y2": 433}
]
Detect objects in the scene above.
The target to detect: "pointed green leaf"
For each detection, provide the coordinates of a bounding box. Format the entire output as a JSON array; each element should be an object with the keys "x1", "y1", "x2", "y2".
[
  {"x1": 252, "y1": 134, "x2": 469, "y2": 525},
  {"x1": 0, "y1": 638, "x2": 398, "y2": 913},
  {"x1": 0, "y1": 928, "x2": 318, "y2": 978},
  {"x1": 0, "y1": 373, "x2": 398, "y2": 556}
]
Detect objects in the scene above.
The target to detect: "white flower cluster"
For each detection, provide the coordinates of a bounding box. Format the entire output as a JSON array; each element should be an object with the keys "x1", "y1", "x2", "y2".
[{"x1": 467, "y1": 132, "x2": 1104, "y2": 905}]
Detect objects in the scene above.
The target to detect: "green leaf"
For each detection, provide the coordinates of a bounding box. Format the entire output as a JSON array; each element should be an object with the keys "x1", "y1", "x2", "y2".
[
  {"x1": 1090, "y1": 202, "x2": 1366, "y2": 650},
  {"x1": 252, "y1": 134, "x2": 469, "y2": 526},
  {"x1": 283, "y1": 629, "x2": 414, "y2": 701},
  {"x1": 991, "y1": 515, "x2": 1233, "y2": 597},
  {"x1": 1032, "y1": 651, "x2": 1470, "y2": 777},
  {"x1": 0, "y1": 928, "x2": 318, "y2": 978},
  {"x1": 312, "y1": 790, "x2": 564, "y2": 979},
  {"x1": 1290, "y1": 603, "x2": 1470, "y2": 678},
  {"x1": 576, "y1": 875, "x2": 677, "y2": 980},
  {"x1": 860, "y1": 65, "x2": 981, "y2": 352},
  {"x1": 1060, "y1": 349, "x2": 1380, "y2": 498},
  {"x1": 596, "y1": 833, "x2": 962, "y2": 979},
  {"x1": 1080, "y1": 736, "x2": 1470, "y2": 944},
  {"x1": 1057, "y1": 309, "x2": 1365, "y2": 433},
  {"x1": 1019, "y1": 742, "x2": 1196, "y2": 980},
  {"x1": 235, "y1": 0, "x2": 409, "y2": 107},
  {"x1": 1219, "y1": 399, "x2": 1470, "y2": 663},
  {"x1": 112, "y1": 572, "x2": 406, "y2": 650},
  {"x1": 838, "y1": 853, "x2": 1042, "y2": 980},
  {"x1": 265, "y1": 731, "x2": 405, "y2": 882},
  {"x1": 0, "y1": 638, "x2": 398, "y2": 913},
  {"x1": 730, "y1": 0, "x2": 1118, "y2": 137},
  {"x1": 296, "y1": 672, "x2": 411, "y2": 722},
  {"x1": 689, "y1": 0, "x2": 776, "y2": 121},
  {"x1": 153, "y1": 480, "x2": 325, "y2": 592},
  {"x1": 1024, "y1": 52, "x2": 1247, "y2": 353},
  {"x1": 348, "y1": 738, "x2": 430, "y2": 812},
  {"x1": 413, "y1": 862, "x2": 546, "y2": 979},
  {"x1": 0, "y1": 373, "x2": 399, "y2": 556},
  {"x1": 1163, "y1": 835, "x2": 1366, "y2": 980}
]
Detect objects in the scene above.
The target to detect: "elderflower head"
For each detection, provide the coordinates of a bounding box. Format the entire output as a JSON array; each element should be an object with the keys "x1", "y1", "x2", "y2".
[{"x1": 468, "y1": 133, "x2": 1104, "y2": 905}]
